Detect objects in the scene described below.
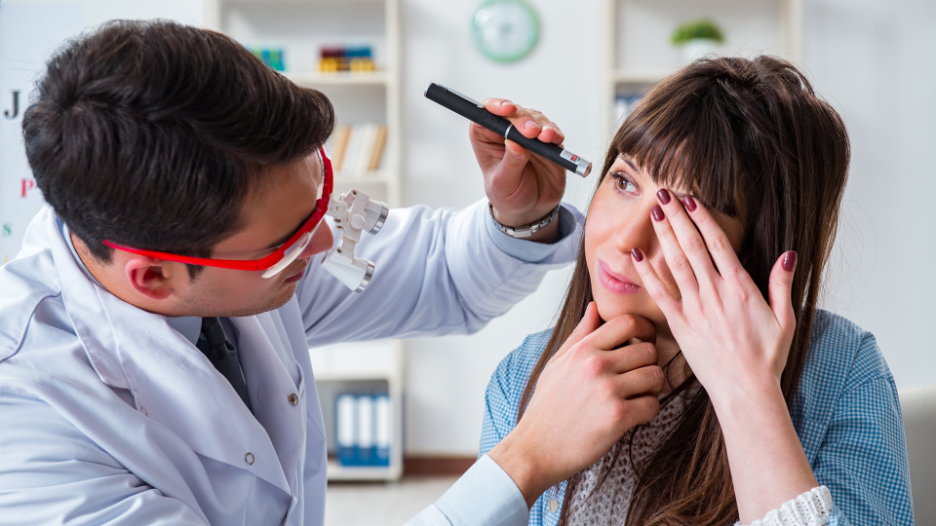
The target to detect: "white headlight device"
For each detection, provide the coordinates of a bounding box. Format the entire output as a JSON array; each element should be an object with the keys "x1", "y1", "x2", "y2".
[{"x1": 321, "y1": 189, "x2": 390, "y2": 293}]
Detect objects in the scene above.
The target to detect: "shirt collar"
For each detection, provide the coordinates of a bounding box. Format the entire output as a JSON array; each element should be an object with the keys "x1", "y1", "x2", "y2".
[{"x1": 56, "y1": 217, "x2": 202, "y2": 346}]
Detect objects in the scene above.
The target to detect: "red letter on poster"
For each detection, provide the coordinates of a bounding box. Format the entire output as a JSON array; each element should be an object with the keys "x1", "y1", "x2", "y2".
[{"x1": 21, "y1": 179, "x2": 35, "y2": 197}]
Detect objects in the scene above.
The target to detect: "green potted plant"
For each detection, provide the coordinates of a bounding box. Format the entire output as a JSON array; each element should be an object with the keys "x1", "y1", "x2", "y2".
[{"x1": 671, "y1": 18, "x2": 725, "y2": 63}]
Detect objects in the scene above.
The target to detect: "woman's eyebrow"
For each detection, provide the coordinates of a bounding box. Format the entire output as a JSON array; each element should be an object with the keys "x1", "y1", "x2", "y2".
[
  {"x1": 617, "y1": 154, "x2": 693, "y2": 199},
  {"x1": 617, "y1": 154, "x2": 640, "y2": 173}
]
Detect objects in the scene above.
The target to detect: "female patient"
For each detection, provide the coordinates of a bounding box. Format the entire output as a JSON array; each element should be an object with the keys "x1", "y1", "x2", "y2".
[{"x1": 480, "y1": 56, "x2": 913, "y2": 526}]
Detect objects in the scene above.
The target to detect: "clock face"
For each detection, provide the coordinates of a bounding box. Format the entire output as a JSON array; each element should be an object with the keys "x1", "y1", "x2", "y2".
[{"x1": 472, "y1": 0, "x2": 540, "y2": 63}]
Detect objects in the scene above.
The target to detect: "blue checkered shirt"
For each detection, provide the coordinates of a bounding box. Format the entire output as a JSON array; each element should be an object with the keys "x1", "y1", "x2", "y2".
[{"x1": 479, "y1": 310, "x2": 914, "y2": 525}]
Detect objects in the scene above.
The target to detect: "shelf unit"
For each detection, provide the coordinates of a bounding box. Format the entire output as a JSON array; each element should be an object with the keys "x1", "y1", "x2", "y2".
[
  {"x1": 309, "y1": 340, "x2": 405, "y2": 481},
  {"x1": 204, "y1": 0, "x2": 401, "y2": 207},
  {"x1": 601, "y1": 0, "x2": 803, "y2": 137},
  {"x1": 204, "y1": 0, "x2": 405, "y2": 482}
]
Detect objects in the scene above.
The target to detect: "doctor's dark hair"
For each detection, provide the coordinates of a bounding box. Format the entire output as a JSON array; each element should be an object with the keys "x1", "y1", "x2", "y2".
[
  {"x1": 519, "y1": 56, "x2": 850, "y2": 526},
  {"x1": 22, "y1": 19, "x2": 334, "y2": 278}
]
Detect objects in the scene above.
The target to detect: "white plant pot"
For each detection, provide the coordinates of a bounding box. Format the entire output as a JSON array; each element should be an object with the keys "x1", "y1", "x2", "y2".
[{"x1": 682, "y1": 38, "x2": 720, "y2": 63}]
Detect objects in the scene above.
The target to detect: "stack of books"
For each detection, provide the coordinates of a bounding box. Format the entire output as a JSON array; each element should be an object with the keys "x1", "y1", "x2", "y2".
[
  {"x1": 319, "y1": 45, "x2": 376, "y2": 73},
  {"x1": 246, "y1": 45, "x2": 286, "y2": 72},
  {"x1": 326, "y1": 123, "x2": 387, "y2": 175},
  {"x1": 336, "y1": 393, "x2": 392, "y2": 467}
]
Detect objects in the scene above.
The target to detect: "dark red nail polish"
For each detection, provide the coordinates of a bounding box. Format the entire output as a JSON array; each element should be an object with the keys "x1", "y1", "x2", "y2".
[
  {"x1": 683, "y1": 196, "x2": 697, "y2": 212},
  {"x1": 656, "y1": 189, "x2": 671, "y2": 204},
  {"x1": 782, "y1": 251, "x2": 797, "y2": 272},
  {"x1": 631, "y1": 248, "x2": 644, "y2": 262},
  {"x1": 651, "y1": 205, "x2": 664, "y2": 222}
]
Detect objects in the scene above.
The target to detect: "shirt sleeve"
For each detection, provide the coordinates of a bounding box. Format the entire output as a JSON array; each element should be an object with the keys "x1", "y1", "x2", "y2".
[
  {"x1": 0, "y1": 394, "x2": 207, "y2": 526},
  {"x1": 737, "y1": 486, "x2": 833, "y2": 526},
  {"x1": 484, "y1": 204, "x2": 579, "y2": 263},
  {"x1": 809, "y1": 373, "x2": 914, "y2": 526},
  {"x1": 404, "y1": 455, "x2": 528, "y2": 526},
  {"x1": 298, "y1": 200, "x2": 584, "y2": 346}
]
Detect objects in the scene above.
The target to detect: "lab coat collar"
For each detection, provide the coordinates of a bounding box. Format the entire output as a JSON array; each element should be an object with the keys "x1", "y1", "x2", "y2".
[{"x1": 33, "y1": 206, "x2": 293, "y2": 494}]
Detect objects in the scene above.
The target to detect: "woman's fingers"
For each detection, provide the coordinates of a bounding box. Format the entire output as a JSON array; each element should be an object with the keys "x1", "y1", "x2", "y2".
[
  {"x1": 631, "y1": 247, "x2": 680, "y2": 315},
  {"x1": 648, "y1": 200, "x2": 700, "y2": 300},
  {"x1": 768, "y1": 251, "x2": 798, "y2": 335},
  {"x1": 680, "y1": 196, "x2": 749, "y2": 286},
  {"x1": 655, "y1": 190, "x2": 720, "y2": 287}
]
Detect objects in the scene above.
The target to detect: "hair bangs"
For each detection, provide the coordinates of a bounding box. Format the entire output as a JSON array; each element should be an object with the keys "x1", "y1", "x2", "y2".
[{"x1": 612, "y1": 80, "x2": 747, "y2": 221}]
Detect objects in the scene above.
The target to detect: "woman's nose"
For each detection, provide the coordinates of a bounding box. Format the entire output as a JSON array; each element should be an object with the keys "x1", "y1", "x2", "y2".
[{"x1": 615, "y1": 204, "x2": 658, "y2": 255}]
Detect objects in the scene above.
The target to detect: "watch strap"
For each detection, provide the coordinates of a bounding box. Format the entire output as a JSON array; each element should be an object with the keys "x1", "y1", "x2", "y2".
[{"x1": 489, "y1": 203, "x2": 560, "y2": 239}]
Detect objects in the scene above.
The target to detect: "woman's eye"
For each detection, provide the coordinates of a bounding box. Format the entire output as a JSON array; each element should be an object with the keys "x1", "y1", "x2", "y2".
[{"x1": 611, "y1": 173, "x2": 637, "y2": 194}]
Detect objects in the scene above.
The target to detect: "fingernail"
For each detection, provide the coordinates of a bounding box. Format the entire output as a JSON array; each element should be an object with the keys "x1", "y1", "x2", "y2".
[
  {"x1": 524, "y1": 121, "x2": 539, "y2": 130},
  {"x1": 782, "y1": 250, "x2": 797, "y2": 272},
  {"x1": 505, "y1": 142, "x2": 523, "y2": 158},
  {"x1": 656, "y1": 189, "x2": 671, "y2": 204},
  {"x1": 651, "y1": 205, "x2": 664, "y2": 222},
  {"x1": 500, "y1": 100, "x2": 513, "y2": 106},
  {"x1": 683, "y1": 196, "x2": 697, "y2": 212},
  {"x1": 631, "y1": 248, "x2": 644, "y2": 262}
]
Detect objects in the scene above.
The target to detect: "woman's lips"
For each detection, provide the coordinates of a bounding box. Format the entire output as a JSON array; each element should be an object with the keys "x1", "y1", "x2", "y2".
[{"x1": 598, "y1": 259, "x2": 641, "y2": 295}]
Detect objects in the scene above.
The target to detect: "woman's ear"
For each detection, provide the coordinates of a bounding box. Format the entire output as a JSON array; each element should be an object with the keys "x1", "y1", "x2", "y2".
[{"x1": 124, "y1": 257, "x2": 176, "y2": 300}]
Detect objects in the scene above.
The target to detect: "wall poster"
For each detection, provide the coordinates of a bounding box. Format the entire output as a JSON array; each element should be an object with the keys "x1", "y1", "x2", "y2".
[{"x1": 1, "y1": 3, "x2": 83, "y2": 264}]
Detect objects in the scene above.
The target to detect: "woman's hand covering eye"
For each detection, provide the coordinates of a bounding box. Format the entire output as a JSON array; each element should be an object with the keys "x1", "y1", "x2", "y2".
[
  {"x1": 632, "y1": 191, "x2": 798, "y2": 403},
  {"x1": 632, "y1": 191, "x2": 817, "y2": 523}
]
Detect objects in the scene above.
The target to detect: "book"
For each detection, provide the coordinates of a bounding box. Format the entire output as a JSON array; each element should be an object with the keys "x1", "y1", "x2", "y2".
[
  {"x1": 374, "y1": 394, "x2": 392, "y2": 466},
  {"x1": 328, "y1": 125, "x2": 352, "y2": 172},
  {"x1": 336, "y1": 394, "x2": 357, "y2": 466},
  {"x1": 367, "y1": 125, "x2": 387, "y2": 172},
  {"x1": 341, "y1": 125, "x2": 366, "y2": 176},
  {"x1": 355, "y1": 395, "x2": 375, "y2": 465}
]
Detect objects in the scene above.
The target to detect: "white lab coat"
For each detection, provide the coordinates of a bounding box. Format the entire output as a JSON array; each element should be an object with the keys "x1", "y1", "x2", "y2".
[{"x1": 0, "y1": 200, "x2": 581, "y2": 526}]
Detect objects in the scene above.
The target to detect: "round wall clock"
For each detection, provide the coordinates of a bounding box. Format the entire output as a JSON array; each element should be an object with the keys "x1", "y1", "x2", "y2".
[{"x1": 471, "y1": 0, "x2": 540, "y2": 63}]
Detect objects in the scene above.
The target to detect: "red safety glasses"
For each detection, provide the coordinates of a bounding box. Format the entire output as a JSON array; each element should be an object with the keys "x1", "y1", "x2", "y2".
[{"x1": 103, "y1": 146, "x2": 334, "y2": 279}]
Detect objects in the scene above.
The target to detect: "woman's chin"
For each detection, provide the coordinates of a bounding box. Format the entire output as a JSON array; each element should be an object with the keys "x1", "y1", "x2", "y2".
[{"x1": 592, "y1": 287, "x2": 663, "y2": 325}]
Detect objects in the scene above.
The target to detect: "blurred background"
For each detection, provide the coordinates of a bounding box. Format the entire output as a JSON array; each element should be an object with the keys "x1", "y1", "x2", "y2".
[{"x1": 2, "y1": 0, "x2": 934, "y2": 523}]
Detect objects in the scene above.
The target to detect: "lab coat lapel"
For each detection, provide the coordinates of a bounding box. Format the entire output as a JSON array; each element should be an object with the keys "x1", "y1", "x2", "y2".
[
  {"x1": 40, "y1": 208, "x2": 291, "y2": 494},
  {"x1": 230, "y1": 313, "x2": 305, "y2": 492}
]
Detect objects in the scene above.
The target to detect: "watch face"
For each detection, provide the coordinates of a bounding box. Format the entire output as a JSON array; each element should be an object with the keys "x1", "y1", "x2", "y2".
[{"x1": 472, "y1": 0, "x2": 540, "y2": 63}]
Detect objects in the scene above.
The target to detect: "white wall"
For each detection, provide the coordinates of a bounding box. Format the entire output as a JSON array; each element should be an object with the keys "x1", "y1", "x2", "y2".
[{"x1": 804, "y1": 0, "x2": 936, "y2": 390}]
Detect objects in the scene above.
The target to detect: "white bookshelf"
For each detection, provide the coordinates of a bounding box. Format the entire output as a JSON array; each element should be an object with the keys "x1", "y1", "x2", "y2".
[
  {"x1": 310, "y1": 340, "x2": 405, "y2": 481},
  {"x1": 203, "y1": 0, "x2": 405, "y2": 481},
  {"x1": 601, "y1": 0, "x2": 803, "y2": 136}
]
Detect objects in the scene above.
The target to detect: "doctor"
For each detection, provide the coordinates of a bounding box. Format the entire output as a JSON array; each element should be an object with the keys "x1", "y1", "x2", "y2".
[{"x1": 0, "y1": 20, "x2": 666, "y2": 526}]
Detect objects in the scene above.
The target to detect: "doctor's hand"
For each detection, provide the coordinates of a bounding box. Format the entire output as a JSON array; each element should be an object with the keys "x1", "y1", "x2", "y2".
[
  {"x1": 488, "y1": 303, "x2": 664, "y2": 507},
  {"x1": 471, "y1": 98, "x2": 567, "y2": 243}
]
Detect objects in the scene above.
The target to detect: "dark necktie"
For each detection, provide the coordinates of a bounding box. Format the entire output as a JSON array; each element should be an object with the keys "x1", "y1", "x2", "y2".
[{"x1": 196, "y1": 317, "x2": 253, "y2": 413}]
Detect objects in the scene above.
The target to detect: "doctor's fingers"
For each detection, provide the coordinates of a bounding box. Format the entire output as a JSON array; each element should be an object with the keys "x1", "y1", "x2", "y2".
[
  {"x1": 609, "y1": 392, "x2": 661, "y2": 433},
  {"x1": 614, "y1": 364, "x2": 665, "y2": 400},
  {"x1": 482, "y1": 98, "x2": 565, "y2": 144},
  {"x1": 551, "y1": 302, "x2": 601, "y2": 362},
  {"x1": 582, "y1": 314, "x2": 656, "y2": 352},
  {"x1": 605, "y1": 341, "x2": 659, "y2": 374}
]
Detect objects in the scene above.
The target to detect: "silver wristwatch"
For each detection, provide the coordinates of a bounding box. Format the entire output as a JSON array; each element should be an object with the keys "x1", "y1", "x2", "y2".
[{"x1": 489, "y1": 203, "x2": 560, "y2": 239}]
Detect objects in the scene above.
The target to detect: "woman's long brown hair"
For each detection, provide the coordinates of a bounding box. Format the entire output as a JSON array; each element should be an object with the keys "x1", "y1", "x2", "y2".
[{"x1": 518, "y1": 56, "x2": 850, "y2": 526}]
